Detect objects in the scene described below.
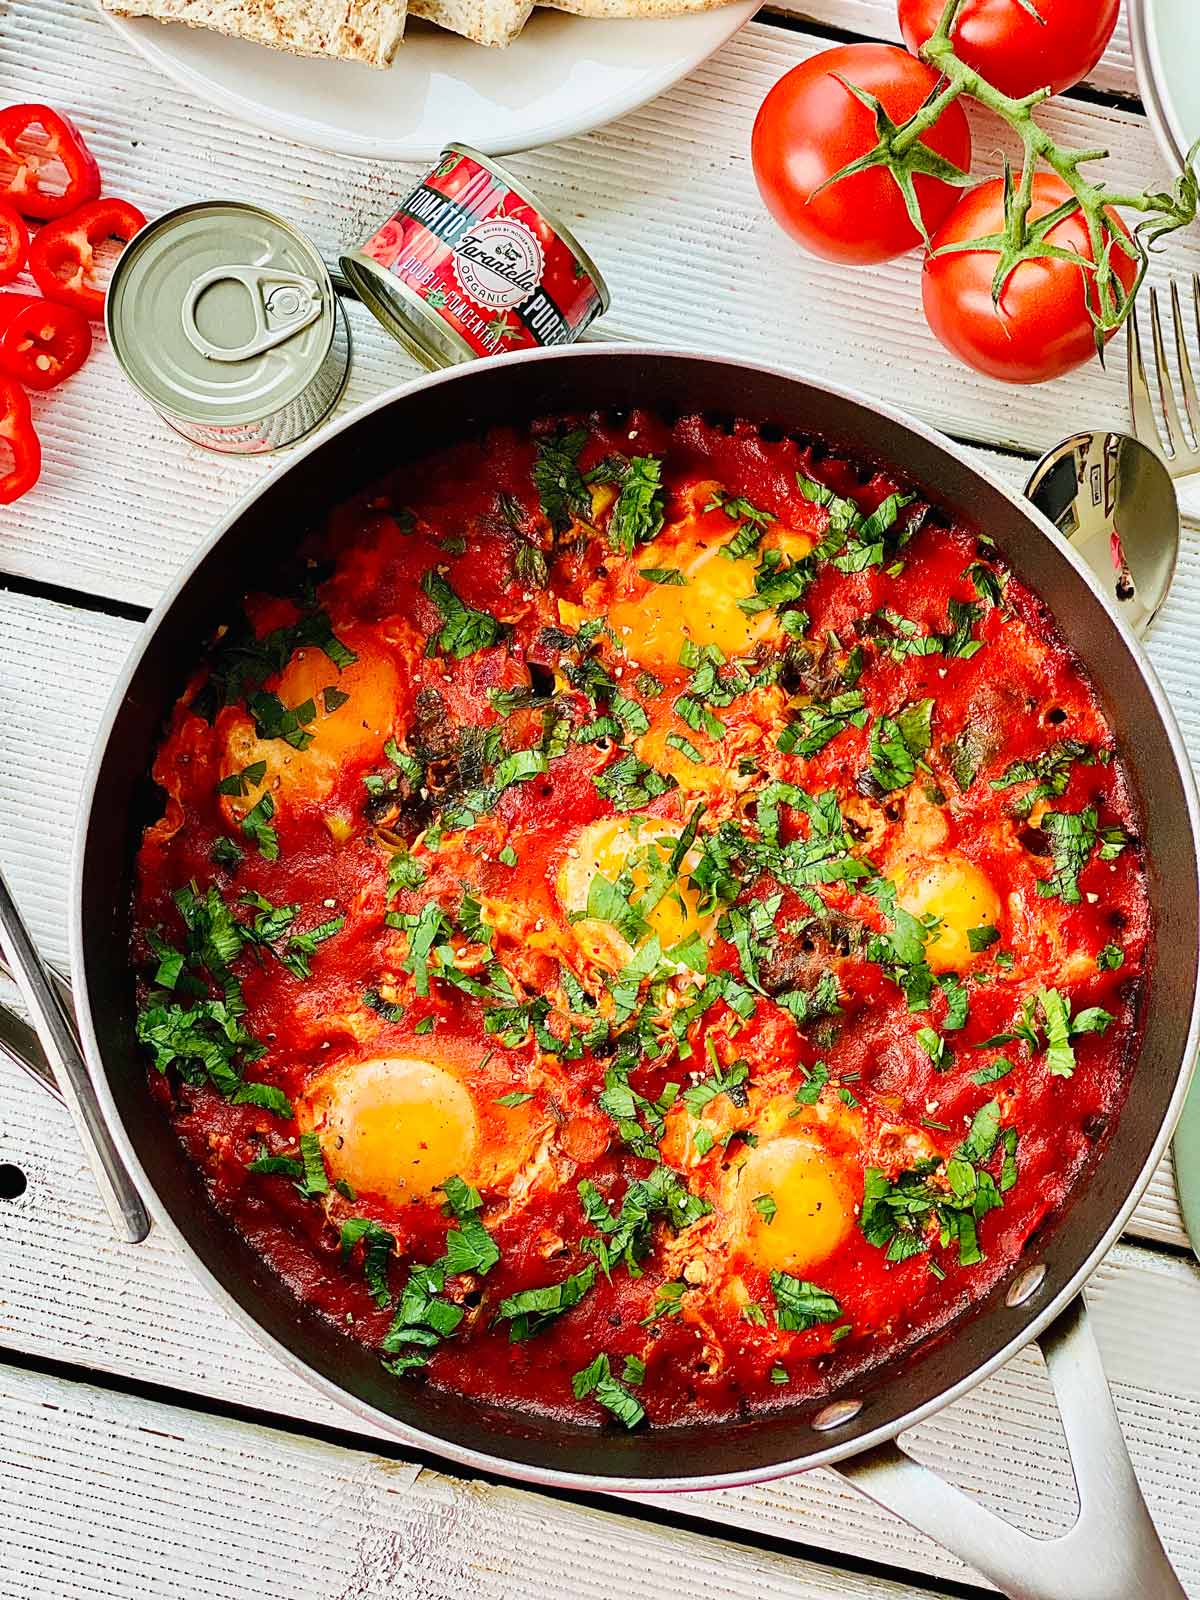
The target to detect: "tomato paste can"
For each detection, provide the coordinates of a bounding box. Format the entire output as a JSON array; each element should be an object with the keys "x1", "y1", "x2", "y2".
[
  {"x1": 106, "y1": 201, "x2": 351, "y2": 455},
  {"x1": 339, "y1": 144, "x2": 610, "y2": 370}
]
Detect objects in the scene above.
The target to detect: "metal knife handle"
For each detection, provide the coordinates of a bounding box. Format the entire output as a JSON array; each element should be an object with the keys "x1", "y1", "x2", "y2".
[
  {"x1": 0, "y1": 872, "x2": 150, "y2": 1244},
  {"x1": 834, "y1": 1295, "x2": 1183, "y2": 1600}
]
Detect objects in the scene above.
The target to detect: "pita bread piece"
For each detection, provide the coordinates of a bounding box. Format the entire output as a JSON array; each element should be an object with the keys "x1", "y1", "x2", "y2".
[
  {"x1": 101, "y1": 0, "x2": 407, "y2": 67},
  {"x1": 409, "y1": 0, "x2": 531, "y2": 47}
]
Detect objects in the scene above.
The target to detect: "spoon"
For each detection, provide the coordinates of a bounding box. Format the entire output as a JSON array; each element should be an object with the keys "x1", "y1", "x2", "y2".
[
  {"x1": 1024, "y1": 430, "x2": 1179, "y2": 635},
  {"x1": 1026, "y1": 432, "x2": 1200, "y2": 1262}
]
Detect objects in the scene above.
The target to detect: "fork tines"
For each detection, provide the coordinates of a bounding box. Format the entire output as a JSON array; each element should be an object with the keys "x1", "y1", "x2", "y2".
[{"x1": 1128, "y1": 274, "x2": 1200, "y2": 478}]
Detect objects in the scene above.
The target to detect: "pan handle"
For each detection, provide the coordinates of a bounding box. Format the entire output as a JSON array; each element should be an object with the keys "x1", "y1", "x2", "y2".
[
  {"x1": 832, "y1": 1295, "x2": 1183, "y2": 1600},
  {"x1": 0, "y1": 881, "x2": 150, "y2": 1246}
]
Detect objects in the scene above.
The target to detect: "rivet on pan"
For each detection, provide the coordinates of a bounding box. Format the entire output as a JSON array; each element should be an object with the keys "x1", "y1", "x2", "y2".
[
  {"x1": 811, "y1": 1398, "x2": 863, "y2": 1431},
  {"x1": 1005, "y1": 1263, "x2": 1046, "y2": 1307}
]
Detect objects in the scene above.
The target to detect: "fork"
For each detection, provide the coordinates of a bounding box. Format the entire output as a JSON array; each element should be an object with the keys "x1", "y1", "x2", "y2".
[{"x1": 1128, "y1": 275, "x2": 1200, "y2": 478}]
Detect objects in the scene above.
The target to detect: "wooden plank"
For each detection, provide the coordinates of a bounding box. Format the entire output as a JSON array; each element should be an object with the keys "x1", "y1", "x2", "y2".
[
  {"x1": 764, "y1": 0, "x2": 1139, "y2": 100},
  {"x1": 0, "y1": 1363, "x2": 944, "y2": 1600},
  {"x1": 0, "y1": 596, "x2": 1198, "y2": 1586},
  {"x1": 0, "y1": 2, "x2": 1195, "y2": 608}
]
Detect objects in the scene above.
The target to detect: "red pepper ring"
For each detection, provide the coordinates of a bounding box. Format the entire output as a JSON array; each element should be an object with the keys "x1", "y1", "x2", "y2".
[
  {"x1": 29, "y1": 196, "x2": 147, "y2": 320},
  {"x1": 0, "y1": 104, "x2": 101, "y2": 222},
  {"x1": 0, "y1": 203, "x2": 29, "y2": 287},
  {"x1": 0, "y1": 293, "x2": 92, "y2": 390},
  {"x1": 0, "y1": 375, "x2": 41, "y2": 504}
]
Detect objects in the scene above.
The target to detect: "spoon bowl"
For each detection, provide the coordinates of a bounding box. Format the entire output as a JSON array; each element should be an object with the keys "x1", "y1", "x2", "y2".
[{"x1": 1024, "y1": 430, "x2": 1180, "y2": 639}]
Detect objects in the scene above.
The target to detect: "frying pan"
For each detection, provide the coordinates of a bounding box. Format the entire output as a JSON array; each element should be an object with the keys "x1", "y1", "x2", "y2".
[{"x1": 2, "y1": 346, "x2": 1197, "y2": 1600}]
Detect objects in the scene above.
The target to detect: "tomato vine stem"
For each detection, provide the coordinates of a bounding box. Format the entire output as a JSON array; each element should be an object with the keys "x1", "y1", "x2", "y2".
[{"x1": 837, "y1": 0, "x2": 1200, "y2": 346}]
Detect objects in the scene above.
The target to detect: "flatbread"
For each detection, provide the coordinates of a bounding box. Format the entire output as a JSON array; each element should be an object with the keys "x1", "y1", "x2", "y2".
[
  {"x1": 101, "y1": 0, "x2": 407, "y2": 67},
  {"x1": 408, "y1": 0, "x2": 531, "y2": 47},
  {"x1": 538, "y1": 0, "x2": 733, "y2": 15}
]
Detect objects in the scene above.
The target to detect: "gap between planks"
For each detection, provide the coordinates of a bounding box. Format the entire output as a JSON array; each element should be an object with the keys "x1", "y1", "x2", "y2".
[{"x1": 0, "y1": 1, "x2": 1196, "y2": 610}]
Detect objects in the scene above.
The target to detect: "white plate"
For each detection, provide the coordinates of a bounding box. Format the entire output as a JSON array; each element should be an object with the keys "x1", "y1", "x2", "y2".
[
  {"x1": 1129, "y1": 0, "x2": 1200, "y2": 173},
  {"x1": 100, "y1": 3, "x2": 758, "y2": 162}
]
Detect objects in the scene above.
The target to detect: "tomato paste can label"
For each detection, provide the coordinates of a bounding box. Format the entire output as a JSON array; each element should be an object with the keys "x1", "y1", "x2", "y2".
[{"x1": 339, "y1": 145, "x2": 610, "y2": 369}]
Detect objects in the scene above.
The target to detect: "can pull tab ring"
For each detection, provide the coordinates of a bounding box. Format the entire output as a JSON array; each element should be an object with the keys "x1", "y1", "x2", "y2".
[{"x1": 181, "y1": 265, "x2": 323, "y2": 362}]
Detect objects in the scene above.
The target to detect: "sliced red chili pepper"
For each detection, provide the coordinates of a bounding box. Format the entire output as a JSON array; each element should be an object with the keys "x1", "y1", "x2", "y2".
[
  {"x1": 0, "y1": 376, "x2": 41, "y2": 504},
  {"x1": 0, "y1": 293, "x2": 92, "y2": 390},
  {"x1": 28, "y1": 196, "x2": 147, "y2": 319},
  {"x1": 0, "y1": 203, "x2": 28, "y2": 286},
  {"x1": 0, "y1": 104, "x2": 101, "y2": 222}
]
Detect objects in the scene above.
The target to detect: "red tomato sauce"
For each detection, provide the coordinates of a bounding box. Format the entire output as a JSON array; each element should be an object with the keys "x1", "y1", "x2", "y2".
[{"x1": 132, "y1": 411, "x2": 1149, "y2": 1429}]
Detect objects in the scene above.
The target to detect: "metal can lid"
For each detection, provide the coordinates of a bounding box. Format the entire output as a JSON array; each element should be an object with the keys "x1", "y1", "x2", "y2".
[{"x1": 106, "y1": 201, "x2": 337, "y2": 428}]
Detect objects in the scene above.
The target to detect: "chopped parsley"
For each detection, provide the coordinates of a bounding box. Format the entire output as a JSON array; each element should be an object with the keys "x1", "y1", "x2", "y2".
[
  {"x1": 217, "y1": 760, "x2": 267, "y2": 798},
  {"x1": 248, "y1": 690, "x2": 317, "y2": 751},
  {"x1": 916, "y1": 1025, "x2": 949, "y2": 1070},
  {"x1": 579, "y1": 1163, "x2": 712, "y2": 1279},
  {"x1": 496, "y1": 1264, "x2": 597, "y2": 1340},
  {"x1": 793, "y1": 1060, "x2": 831, "y2": 1106},
  {"x1": 861, "y1": 1100, "x2": 1016, "y2": 1267},
  {"x1": 421, "y1": 570, "x2": 505, "y2": 660},
  {"x1": 571, "y1": 1352, "x2": 645, "y2": 1429},
  {"x1": 867, "y1": 699, "x2": 934, "y2": 793},
  {"x1": 770, "y1": 1272, "x2": 841, "y2": 1332},
  {"x1": 514, "y1": 540, "x2": 549, "y2": 588},
  {"x1": 608, "y1": 456, "x2": 666, "y2": 555},
  {"x1": 991, "y1": 739, "x2": 1092, "y2": 819},
  {"x1": 340, "y1": 1217, "x2": 397, "y2": 1307},
  {"x1": 971, "y1": 1057, "x2": 1016, "y2": 1086},
  {"x1": 363, "y1": 987, "x2": 404, "y2": 1023},
  {"x1": 299, "y1": 1130, "x2": 329, "y2": 1197},
  {"x1": 641, "y1": 1280, "x2": 687, "y2": 1323},
  {"x1": 193, "y1": 606, "x2": 355, "y2": 722},
  {"x1": 639, "y1": 566, "x2": 685, "y2": 585},
  {"x1": 593, "y1": 753, "x2": 676, "y2": 811},
  {"x1": 533, "y1": 427, "x2": 591, "y2": 534},
  {"x1": 947, "y1": 727, "x2": 987, "y2": 793},
  {"x1": 1038, "y1": 807, "x2": 1129, "y2": 904},
  {"x1": 680, "y1": 1056, "x2": 750, "y2": 1115},
  {"x1": 238, "y1": 792, "x2": 278, "y2": 861},
  {"x1": 777, "y1": 690, "x2": 868, "y2": 757}
]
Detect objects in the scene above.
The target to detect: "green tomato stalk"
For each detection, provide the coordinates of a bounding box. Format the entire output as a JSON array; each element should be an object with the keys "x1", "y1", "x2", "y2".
[{"x1": 831, "y1": 0, "x2": 1200, "y2": 350}]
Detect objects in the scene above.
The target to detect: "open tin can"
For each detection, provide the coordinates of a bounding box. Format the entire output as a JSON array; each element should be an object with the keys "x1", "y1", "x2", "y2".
[
  {"x1": 340, "y1": 144, "x2": 610, "y2": 370},
  {"x1": 106, "y1": 201, "x2": 351, "y2": 455}
]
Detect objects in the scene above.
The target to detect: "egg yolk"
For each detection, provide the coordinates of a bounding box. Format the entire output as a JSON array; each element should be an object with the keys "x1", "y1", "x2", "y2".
[
  {"x1": 220, "y1": 641, "x2": 401, "y2": 808},
  {"x1": 557, "y1": 816, "x2": 708, "y2": 969},
  {"x1": 605, "y1": 526, "x2": 814, "y2": 672},
  {"x1": 738, "y1": 1135, "x2": 856, "y2": 1274},
  {"x1": 895, "y1": 854, "x2": 1003, "y2": 973},
  {"x1": 304, "y1": 1056, "x2": 479, "y2": 1205}
]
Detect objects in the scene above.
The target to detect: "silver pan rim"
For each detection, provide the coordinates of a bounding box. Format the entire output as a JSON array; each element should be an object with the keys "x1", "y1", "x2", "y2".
[{"x1": 67, "y1": 343, "x2": 1200, "y2": 1493}]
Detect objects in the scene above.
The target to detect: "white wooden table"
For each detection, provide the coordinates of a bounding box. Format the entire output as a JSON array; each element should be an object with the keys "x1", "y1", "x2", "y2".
[{"x1": 2, "y1": 2, "x2": 1200, "y2": 1595}]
